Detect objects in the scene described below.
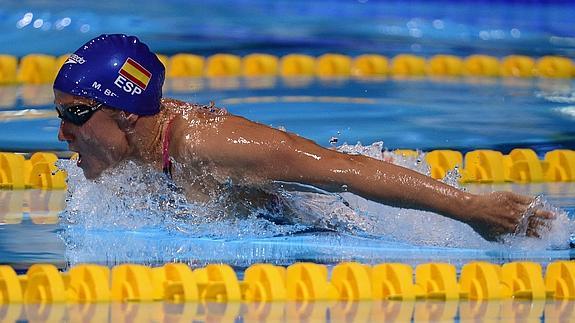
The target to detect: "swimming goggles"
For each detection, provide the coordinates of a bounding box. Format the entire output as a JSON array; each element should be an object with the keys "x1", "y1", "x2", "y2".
[{"x1": 55, "y1": 102, "x2": 103, "y2": 126}]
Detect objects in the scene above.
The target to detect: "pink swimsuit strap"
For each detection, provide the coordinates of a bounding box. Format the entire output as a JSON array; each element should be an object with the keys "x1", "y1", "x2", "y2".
[{"x1": 162, "y1": 116, "x2": 176, "y2": 178}]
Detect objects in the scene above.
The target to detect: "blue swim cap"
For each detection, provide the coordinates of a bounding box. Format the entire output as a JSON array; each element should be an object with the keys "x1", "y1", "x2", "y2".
[{"x1": 54, "y1": 34, "x2": 165, "y2": 115}]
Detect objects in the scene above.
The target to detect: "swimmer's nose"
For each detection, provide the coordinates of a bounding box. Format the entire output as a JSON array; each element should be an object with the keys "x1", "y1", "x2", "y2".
[{"x1": 58, "y1": 120, "x2": 75, "y2": 142}]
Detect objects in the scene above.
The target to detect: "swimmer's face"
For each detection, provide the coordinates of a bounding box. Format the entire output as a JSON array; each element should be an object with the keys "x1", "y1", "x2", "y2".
[{"x1": 55, "y1": 90, "x2": 131, "y2": 179}]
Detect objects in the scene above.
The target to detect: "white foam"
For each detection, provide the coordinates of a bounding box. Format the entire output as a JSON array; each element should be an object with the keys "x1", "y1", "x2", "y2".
[
  {"x1": 554, "y1": 106, "x2": 575, "y2": 119},
  {"x1": 538, "y1": 91, "x2": 575, "y2": 104}
]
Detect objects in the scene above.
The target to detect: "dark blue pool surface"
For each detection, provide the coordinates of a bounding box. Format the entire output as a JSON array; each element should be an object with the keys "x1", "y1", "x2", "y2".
[
  {"x1": 1, "y1": 77, "x2": 574, "y2": 154},
  {"x1": 1, "y1": 0, "x2": 575, "y2": 57}
]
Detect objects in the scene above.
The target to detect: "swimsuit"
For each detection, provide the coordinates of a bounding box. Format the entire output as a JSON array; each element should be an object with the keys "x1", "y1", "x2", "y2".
[{"x1": 162, "y1": 116, "x2": 176, "y2": 178}]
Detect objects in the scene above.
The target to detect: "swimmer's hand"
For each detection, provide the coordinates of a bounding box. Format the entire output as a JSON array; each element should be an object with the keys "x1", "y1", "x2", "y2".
[{"x1": 465, "y1": 192, "x2": 555, "y2": 241}]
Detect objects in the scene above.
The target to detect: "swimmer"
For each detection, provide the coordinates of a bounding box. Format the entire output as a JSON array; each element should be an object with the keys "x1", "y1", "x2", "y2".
[{"x1": 54, "y1": 34, "x2": 554, "y2": 241}]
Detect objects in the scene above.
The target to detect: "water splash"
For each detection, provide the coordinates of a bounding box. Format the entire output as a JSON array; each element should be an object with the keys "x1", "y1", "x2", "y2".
[
  {"x1": 335, "y1": 141, "x2": 571, "y2": 249},
  {"x1": 501, "y1": 195, "x2": 573, "y2": 250},
  {"x1": 58, "y1": 159, "x2": 311, "y2": 265},
  {"x1": 59, "y1": 159, "x2": 309, "y2": 236},
  {"x1": 57, "y1": 141, "x2": 573, "y2": 266},
  {"x1": 337, "y1": 141, "x2": 431, "y2": 176}
]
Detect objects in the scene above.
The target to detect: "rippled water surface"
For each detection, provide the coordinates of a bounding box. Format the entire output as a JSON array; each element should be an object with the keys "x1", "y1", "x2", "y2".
[
  {"x1": 1, "y1": 76, "x2": 575, "y2": 270},
  {"x1": 2, "y1": 0, "x2": 574, "y2": 57},
  {"x1": 2, "y1": 77, "x2": 575, "y2": 152}
]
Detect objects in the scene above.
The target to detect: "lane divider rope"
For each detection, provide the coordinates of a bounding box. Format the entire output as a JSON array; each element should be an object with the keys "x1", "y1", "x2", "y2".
[
  {"x1": 1, "y1": 260, "x2": 574, "y2": 304},
  {"x1": 0, "y1": 53, "x2": 573, "y2": 84}
]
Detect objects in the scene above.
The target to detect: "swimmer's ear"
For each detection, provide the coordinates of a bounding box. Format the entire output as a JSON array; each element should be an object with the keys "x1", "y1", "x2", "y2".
[{"x1": 116, "y1": 111, "x2": 139, "y2": 131}]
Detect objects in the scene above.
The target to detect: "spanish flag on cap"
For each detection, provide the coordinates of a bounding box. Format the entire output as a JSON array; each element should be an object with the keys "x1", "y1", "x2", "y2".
[{"x1": 119, "y1": 57, "x2": 152, "y2": 90}]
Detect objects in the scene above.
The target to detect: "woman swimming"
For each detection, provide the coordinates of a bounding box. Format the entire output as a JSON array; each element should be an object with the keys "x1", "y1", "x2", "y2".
[{"x1": 54, "y1": 34, "x2": 554, "y2": 241}]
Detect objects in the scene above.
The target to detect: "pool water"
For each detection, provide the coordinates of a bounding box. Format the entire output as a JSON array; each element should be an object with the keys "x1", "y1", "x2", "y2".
[
  {"x1": 1, "y1": 77, "x2": 574, "y2": 273},
  {"x1": 1, "y1": 182, "x2": 574, "y2": 270},
  {"x1": 1, "y1": 1, "x2": 575, "y2": 322},
  {"x1": 2, "y1": 0, "x2": 575, "y2": 57},
  {"x1": 2, "y1": 77, "x2": 575, "y2": 152}
]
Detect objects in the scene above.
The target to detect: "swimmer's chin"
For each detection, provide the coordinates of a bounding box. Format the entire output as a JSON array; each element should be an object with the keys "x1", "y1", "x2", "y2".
[
  {"x1": 79, "y1": 158, "x2": 127, "y2": 180},
  {"x1": 81, "y1": 168, "x2": 102, "y2": 180},
  {"x1": 78, "y1": 164, "x2": 105, "y2": 180}
]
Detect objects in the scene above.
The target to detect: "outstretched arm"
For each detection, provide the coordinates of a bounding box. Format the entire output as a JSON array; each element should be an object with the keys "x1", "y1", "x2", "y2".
[{"x1": 191, "y1": 114, "x2": 553, "y2": 240}]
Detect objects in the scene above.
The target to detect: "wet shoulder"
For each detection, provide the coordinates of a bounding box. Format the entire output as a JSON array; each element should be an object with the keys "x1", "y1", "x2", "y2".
[
  {"x1": 161, "y1": 98, "x2": 229, "y2": 115},
  {"x1": 162, "y1": 99, "x2": 231, "y2": 159}
]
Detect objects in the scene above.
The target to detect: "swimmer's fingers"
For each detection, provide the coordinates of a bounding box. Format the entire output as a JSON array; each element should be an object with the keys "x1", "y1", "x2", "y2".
[
  {"x1": 509, "y1": 193, "x2": 534, "y2": 205},
  {"x1": 525, "y1": 215, "x2": 552, "y2": 239},
  {"x1": 534, "y1": 208, "x2": 556, "y2": 220},
  {"x1": 526, "y1": 226, "x2": 541, "y2": 239}
]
